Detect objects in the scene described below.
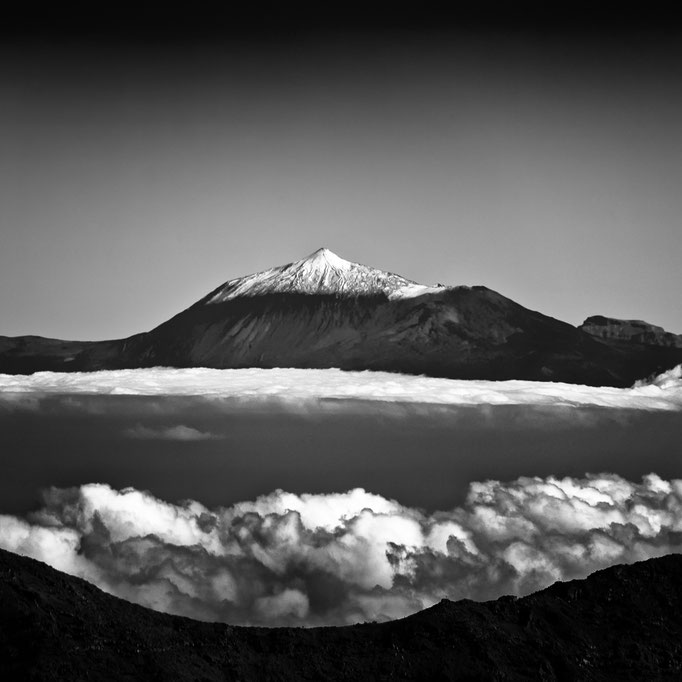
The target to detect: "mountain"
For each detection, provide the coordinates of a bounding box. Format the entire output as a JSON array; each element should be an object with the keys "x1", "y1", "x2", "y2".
[
  {"x1": 1, "y1": 248, "x2": 681, "y2": 386},
  {"x1": 2, "y1": 547, "x2": 682, "y2": 680},
  {"x1": 580, "y1": 315, "x2": 682, "y2": 349},
  {"x1": 200, "y1": 247, "x2": 443, "y2": 300}
]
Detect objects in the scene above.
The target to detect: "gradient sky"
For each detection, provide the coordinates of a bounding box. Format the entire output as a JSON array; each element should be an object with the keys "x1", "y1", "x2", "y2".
[{"x1": 2, "y1": 21, "x2": 682, "y2": 340}]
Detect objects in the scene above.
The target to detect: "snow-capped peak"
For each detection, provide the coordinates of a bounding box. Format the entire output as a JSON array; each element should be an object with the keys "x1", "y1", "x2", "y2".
[
  {"x1": 201, "y1": 248, "x2": 446, "y2": 303},
  {"x1": 303, "y1": 247, "x2": 352, "y2": 271}
]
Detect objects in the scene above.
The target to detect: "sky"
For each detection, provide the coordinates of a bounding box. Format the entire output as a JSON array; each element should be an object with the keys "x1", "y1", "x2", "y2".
[{"x1": 2, "y1": 11, "x2": 682, "y2": 340}]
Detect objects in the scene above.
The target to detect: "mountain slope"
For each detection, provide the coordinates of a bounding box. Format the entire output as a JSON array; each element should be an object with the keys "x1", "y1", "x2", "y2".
[
  {"x1": 1, "y1": 249, "x2": 681, "y2": 385},
  {"x1": 200, "y1": 247, "x2": 443, "y2": 301},
  {"x1": 2, "y1": 547, "x2": 682, "y2": 680},
  {"x1": 124, "y1": 282, "x2": 626, "y2": 384}
]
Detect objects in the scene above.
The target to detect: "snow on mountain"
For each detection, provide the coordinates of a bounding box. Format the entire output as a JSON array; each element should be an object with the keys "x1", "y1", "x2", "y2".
[{"x1": 201, "y1": 248, "x2": 444, "y2": 303}]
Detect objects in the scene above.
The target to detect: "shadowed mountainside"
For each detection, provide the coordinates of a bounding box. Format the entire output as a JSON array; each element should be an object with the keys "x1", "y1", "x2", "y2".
[
  {"x1": 1, "y1": 548, "x2": 682, "y2": 680},
  {"x1": 2, "y1": 250, "x2": 681, "y2": 386}
]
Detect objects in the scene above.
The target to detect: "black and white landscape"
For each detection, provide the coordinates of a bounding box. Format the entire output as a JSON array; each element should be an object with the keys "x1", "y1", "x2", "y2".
[
  {"x1": 1, "y1": 250, "x2": 681, "y2": 630},
  {"x1": 2, "y1": 5, "x2": 682, "y2": 679},
  {"x1": 3, "y1": 248, "x2": 682, "y2": 384},
  {"x1": 3, "y1": 548, "x2": 682, "y2": 680}
]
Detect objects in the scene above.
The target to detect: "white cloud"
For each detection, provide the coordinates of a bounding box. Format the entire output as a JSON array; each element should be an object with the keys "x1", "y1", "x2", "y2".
[
  {"x1": 0, "y1": 365, "x2": 680, "y2": 411},
  {"x1": 124, "y1": 424, "x2": 221, "y2": 440},
  {"x1": 1, "y1": 473, "x2": 681, "y2": 626}
]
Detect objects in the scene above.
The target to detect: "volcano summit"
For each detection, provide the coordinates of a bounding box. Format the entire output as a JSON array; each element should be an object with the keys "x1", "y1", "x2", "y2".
[
  {"x1": 1, "y1": 248, "x2": 681, "y2": 385},
  {"x1": 201, "y1": 248, "x2": 442, "y2": 301}
]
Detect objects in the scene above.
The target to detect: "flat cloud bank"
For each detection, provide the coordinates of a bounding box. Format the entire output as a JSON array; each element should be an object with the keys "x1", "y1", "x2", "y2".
[
  {"x1": 1, "y1": 365, "x2": 681, "y2": 411},
  {"x1": 1, "y1": 473, "x2": 681, "y2": 626}
]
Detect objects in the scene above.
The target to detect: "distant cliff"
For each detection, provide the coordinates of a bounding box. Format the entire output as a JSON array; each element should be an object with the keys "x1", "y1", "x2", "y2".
[{"x1": 580, "y1": 315, "x2": 682, "y2": 348}]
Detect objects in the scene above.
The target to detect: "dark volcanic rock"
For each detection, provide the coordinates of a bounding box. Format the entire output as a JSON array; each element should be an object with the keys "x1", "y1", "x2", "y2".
[
  {"x1": 117, "y1": 286, "x2": 639, "y2": 386},
  {"x1": 2, "y1": 548, "x2": 682, "y2": 681},
  {"x1": 0, "y1": 335, "x2": 121, "y2": 375},
  {"x1": 580, "y1": 316, "x2": 682, "y2": 349},
  {"x1": 2, "y1": 250, "x2": 682, "y2": 385}
]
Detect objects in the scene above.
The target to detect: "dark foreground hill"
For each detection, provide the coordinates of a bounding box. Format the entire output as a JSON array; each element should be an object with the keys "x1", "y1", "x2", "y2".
[
  {"x1": 1, "y1": 548, "x2": 682, "y2": 681},
  {"x1": 2, "y1": 249, "x2": 682, "y2": 385}
]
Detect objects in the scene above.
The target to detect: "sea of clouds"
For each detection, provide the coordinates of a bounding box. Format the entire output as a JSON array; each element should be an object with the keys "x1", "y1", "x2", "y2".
[
  {"x1": 2, "y1": 473, "x2": 681, "y2": 626},
  {"x1": 1, "y1": 366, "x2": 681, "y2": 626},
  {"x1": 1, "y1": 364, "x2": 681, "y2": 410}
]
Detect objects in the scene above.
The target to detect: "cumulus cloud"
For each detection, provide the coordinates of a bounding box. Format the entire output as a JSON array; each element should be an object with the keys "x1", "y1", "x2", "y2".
[
  {"x1": 124, "y1": 424, "x2": 222, "y2": 440},
  {"x1": 0, "y1": 365, "x2": 681, "y2": 411},
  {"x1": 1, "y1": 474, "x2": 681, "y2": 626}
]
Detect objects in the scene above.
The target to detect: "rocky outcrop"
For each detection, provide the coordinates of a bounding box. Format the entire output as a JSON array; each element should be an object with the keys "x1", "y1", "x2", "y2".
[
  {"x1": 580, "y1": 315, "x2": 682, "y2": 348},
  {"x1": 2, "y1": 547, "x2": 682, "y2": 680}
]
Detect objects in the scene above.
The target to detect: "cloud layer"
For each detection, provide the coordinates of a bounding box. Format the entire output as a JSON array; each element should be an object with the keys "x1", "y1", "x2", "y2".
[
  {"x1": 1, "y1": 365, "x2": 682, "y2": 411},
  {"x1": 2, "y1": 474, "x2": 681, "y2": 626},
  {"x1": 124, "y1": 424, "x2": 222, "y2": 440}
]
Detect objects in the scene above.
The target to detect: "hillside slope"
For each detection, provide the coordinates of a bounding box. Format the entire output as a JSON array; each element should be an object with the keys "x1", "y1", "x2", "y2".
[{"x1": 1, "y1": 548, "x2": 682, "y2": 680}]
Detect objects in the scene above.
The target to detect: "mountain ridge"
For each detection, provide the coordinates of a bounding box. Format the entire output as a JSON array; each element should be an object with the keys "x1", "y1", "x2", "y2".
[
  {"x1": 2, "y1": 547, "x2": 682, "y2": 680},
  {"x1": 1, "y1": 249, "x2": 681, "y2": 386},
  {"x1": 580, "y1": 315, "x2": 682, "y2": 349}
]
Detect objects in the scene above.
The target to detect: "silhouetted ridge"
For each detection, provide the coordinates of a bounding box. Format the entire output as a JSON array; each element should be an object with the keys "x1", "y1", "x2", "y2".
[{"x1": 1, "y1": 548, "x2": 682, "y2": 680}]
